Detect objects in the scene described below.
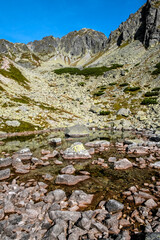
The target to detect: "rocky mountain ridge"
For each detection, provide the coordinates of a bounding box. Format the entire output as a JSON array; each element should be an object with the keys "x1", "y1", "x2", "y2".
[{"x1": 0, "y1": 0, "x2": 159, "y2": 67}]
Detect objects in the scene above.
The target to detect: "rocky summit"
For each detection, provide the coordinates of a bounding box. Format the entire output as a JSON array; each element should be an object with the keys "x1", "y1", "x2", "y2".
[{"x1": 0, "y1": 0, "x2": 160, "y2": 239}]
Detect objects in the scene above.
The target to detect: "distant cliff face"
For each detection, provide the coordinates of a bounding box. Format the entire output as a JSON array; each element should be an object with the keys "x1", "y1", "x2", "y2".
[
  {"x1": 107, "y1": 0, "x2": 160, "y2": 48},
  {"x1": 0, "y1": 0, "x2": 159, "y2": 67}
]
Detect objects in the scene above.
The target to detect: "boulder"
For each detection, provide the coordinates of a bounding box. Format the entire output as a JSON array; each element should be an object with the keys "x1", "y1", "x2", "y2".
[
  {"x1": 117, "y1": 108, "x2": 131, "y2": 117},
  {"x1": 6, "y1": 120, "x2": 20, "y2": 127},
  {"x1": 62, "y1": 142, "x2": 91, "y2": 159},
  {"x1": 65, "y1": 124, "x2": 89, "y2": 137},
  {"x1": 69, "y1": 190, "x2": 93, "y2": 206},
  {"x1": 55, "y1": 174, "x2": 90, "y2": 185},
  {"x1": 49, "y1": 210, "x2": 81, "y2": 223},
  {"x1": 105, "y1": 199, "x2": 124, "y2": 213},
  {"x1": 52, "y1": 189, "x2": 66, "y2": 202},
  {"x1": 114, "y1": 158, "x2": 133, "y2": 170}
]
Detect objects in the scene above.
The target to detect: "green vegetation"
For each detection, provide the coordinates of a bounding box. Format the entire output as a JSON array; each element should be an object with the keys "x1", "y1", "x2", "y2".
[
  {"x1": 12, "y1": 96, "x2": 31, "y2": 104},
  {"x1": 98, "y1": 85, "x2": 107, "y2": 90},
  {"x1": 99, "y1": 110, "x2": 110, "y2": 115},
  {"x1": 144, "y1": 91, "x2": 159, "y2": 97},
  {"x1": 135, "y1": 63, "x2": 140, "y2": 67},
  {"x1": 0, "y1": 120, "x2": 39, "y2": 133},
  {"x1": 78, "y1": 82, "x2": 85, "y2": 86},
  {"x1": 152, "y1": 87, "x2": 160, "y2": 91},
  {"x1": 153, "y1": 1, "x2": 160, "y2": 8},
  {"x1": 152, "y1": 62, "x2": 160, "y2": 75},
  {"x1": 124, "y1": 87, "x2": 140, "y2": 92},
  {"x1": 119, "y1": 83, "x2": 129, "y2": 87},
  {"x1": 93, "y1": 91, "x2": 105, "y2": 97},
  {"x1": 54, "y1": 64, "x2": 123, "y2": 77},
  {"x1": 141, "y1": 98, "x2": 158, "y2": 105},
  {"x1": 0, "y1": 85, "x2": 5, "y2": 92},
  {"x1": 0, "y1": 64, "x2": 30, "y2": 89},
  {"x1": 109, "y1": 82, "x2": 116, "y2": 86}
]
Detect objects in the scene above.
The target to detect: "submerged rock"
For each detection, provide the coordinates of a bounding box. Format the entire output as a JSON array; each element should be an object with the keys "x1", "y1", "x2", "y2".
[
  {"x1": 114, "y1": 158, "x2": 133, "y2": 170},
  {"x1": 60, "y1": 165, "x2": 76, "y2": 174},
  {"x1": 62, "y1": 142, "x2": 91, "y2": 159},
  {"x1": 85, "y1": 140, "x2": 110, "y2": 148},
  {"x1": 55, "y1": 174, "x2": 90, "y2": 185}
]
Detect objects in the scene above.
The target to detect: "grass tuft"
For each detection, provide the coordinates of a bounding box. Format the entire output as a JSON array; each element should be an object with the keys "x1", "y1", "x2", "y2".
[
  {"x1": 99, "y1": 111, "x2": 110, "y2": 115},
  {"x1": 124, "y1": 87, "x2": 140, "y2": 92},
  {"x1": 151, "y1": 62, "x2": 160, "y2": 75},
  {"x1": 141, "y1": 98, "x2": 158, "y2": 105},
  {"x1": 54, "y1": 64, "x2": 123, "y2": 77},
  {"x1": 144, "y1": 91, "x2": 159, "y2": 97}
]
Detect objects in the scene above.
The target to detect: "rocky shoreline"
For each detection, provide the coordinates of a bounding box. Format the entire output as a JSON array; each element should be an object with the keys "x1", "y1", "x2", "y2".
[{"x1": 0, "y1": 125, "x2": 159, "y2": 239}]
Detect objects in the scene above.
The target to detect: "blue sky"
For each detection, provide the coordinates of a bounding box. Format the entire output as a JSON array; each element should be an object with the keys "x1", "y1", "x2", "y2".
[{"x1": 0, "y1": 0, "x2": 146, "y2": 43}]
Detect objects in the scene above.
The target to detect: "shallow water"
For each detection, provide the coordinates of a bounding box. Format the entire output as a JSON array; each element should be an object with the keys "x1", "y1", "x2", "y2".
[{"x1": 0, "y1": 129, "x2": 159, "y2": 211}]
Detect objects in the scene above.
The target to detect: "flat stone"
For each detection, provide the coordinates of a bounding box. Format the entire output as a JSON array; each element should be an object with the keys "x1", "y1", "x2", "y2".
[
  {"x1": 62, "y1": 142, "x2": 91, "y2": 159},
  {"x1": 138, "y1": 191, "x2": 157, "y2": 200},
  {"x1": 54, "y1": 160, "x2": 63, "y2": 165},
  {"x1": 60, "y1": 165, "x2": 75, "y2": 174},
  {"x1": 85, "y1": 140, "x2": 110, "y2": 148},
  {"x1": 41, "y1": 149, "x2": 51, "y2": 155},
  {"x1": 55, "y1": 174, "x2": 90, "y2": 185},
  {"x1": 65, "y1": 124, "x2": 89, "y2": 137},
  {"x1": 0, "y1": 168, "x2": 10, "y2": 180},
  {"x1": 45, "y1": 150, "x2": 59, "y2": 159},
  {"x1": 42, "y1": 173, "x2": 53, "y2": 181},
  {"x1": 0, "y1": 157, "x2": 12, "y2": 167},
  {"x1": 105, "y1": 199, "x2": 124, "y2": 213},
  {"x1": 114, "y1": 158, "x2": 133, "y2": 170}
]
